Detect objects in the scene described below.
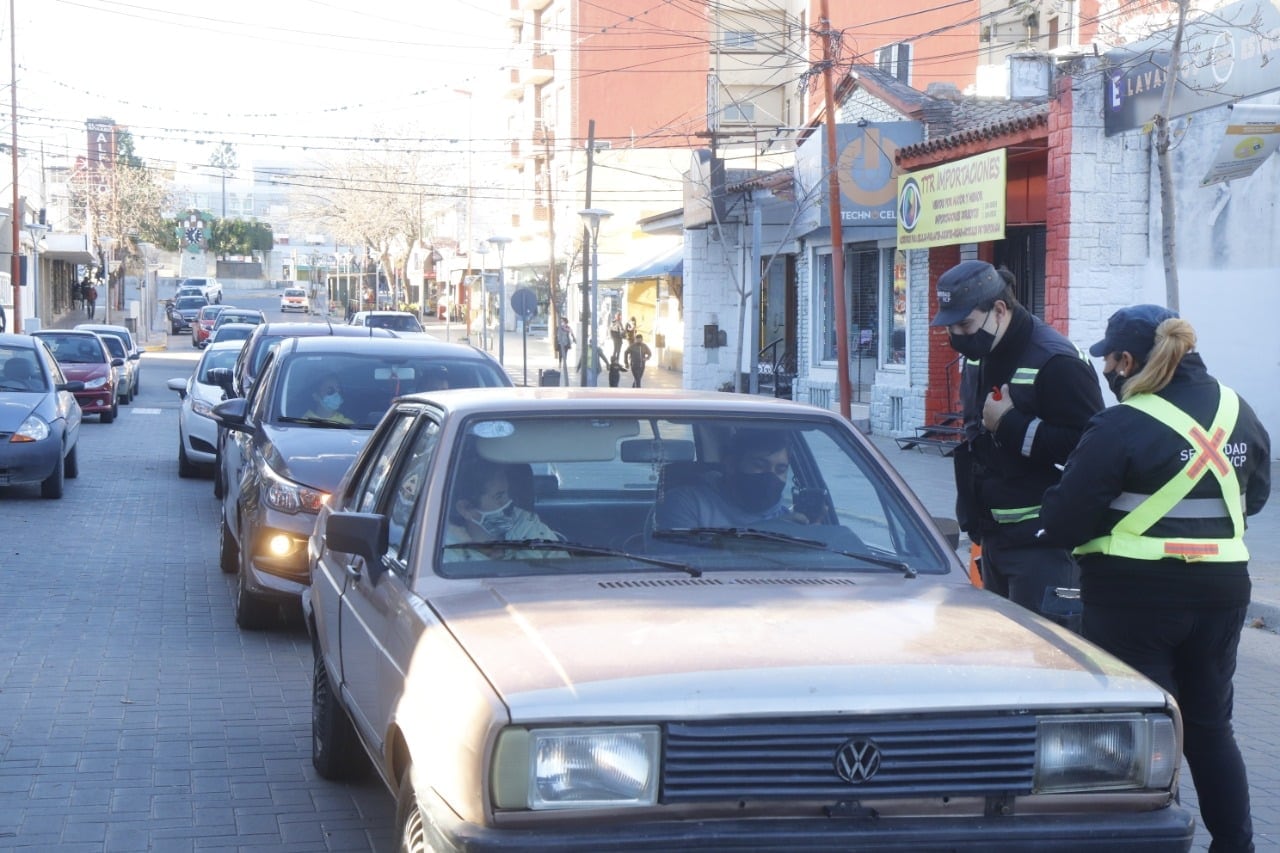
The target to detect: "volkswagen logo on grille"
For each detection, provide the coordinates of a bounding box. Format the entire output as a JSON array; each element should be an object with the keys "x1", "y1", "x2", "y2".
[{"x1": 834, "y1": 738, "x2": 882, "y2": 784}]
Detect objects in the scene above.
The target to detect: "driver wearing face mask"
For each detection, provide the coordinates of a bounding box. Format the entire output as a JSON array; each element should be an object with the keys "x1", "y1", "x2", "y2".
[
  {"x1": 304, "y1": 374, "x2": 353, "y2": 425},
  {"x1": 654, "y1": 428, "x2": 814, "y2": 531},
  {"x1": 932, "y1": 260, "x2": 1103, "y2": 623},
  {"x1": 443, "y1": 458, "x2": 564, "y2": 561}
]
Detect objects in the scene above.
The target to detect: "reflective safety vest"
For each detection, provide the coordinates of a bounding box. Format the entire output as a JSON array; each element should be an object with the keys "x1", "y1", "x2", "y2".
[{"x1": 1075, "y1": 384, "x2": 1248, "y2": 562}]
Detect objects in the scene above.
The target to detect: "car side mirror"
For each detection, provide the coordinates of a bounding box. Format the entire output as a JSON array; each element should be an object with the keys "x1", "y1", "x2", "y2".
[
  {"x1": 211, "y1": 397, "x2": 250, "y2": 432},
  {"x1": 932, "y1": 516, "x2": 961, "y2": 551},
  {"x1": 129, "y1": 352, "x2": 141, "y2": 361},
  {"x1": 166, "y1": 377, "x2": 188, "y2": 400},
  {"x1": 58, "y1": 381, "x2": 85, "y2": 393},
  {"x1": 205, "y1": 367, "x2": 237, "y2": 399},
  {"x1": 111, "y1": 357, "x2": 125, "y2": 368},
  {"x1": 324, "y1": 512, "x2": 389, "y2": 584}
]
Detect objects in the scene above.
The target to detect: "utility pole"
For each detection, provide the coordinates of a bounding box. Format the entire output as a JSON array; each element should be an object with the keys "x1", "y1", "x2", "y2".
[
  {"x1": 820, "y1": 0, "x2": 853, "y2": 420},
  {"x1": 544, "y1": 122, "x2": 559, "y2": 351},
  {"x1": 10, "y1": 0, "x2": 22, "y2": 334},
  {"x1": 580, "y1": 119, "x2": 595, "y2": 387}
]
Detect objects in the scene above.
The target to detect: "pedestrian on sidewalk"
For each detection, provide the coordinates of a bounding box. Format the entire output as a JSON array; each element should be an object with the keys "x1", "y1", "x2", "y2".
[
  {"x1": 932, "y1": 260, "x2": 1103, "y2": 623},
  {"x1": 609, "y1": 312, "x2": 625, "y2": 361},
  {"x1": 624, "y1": 316, "x2": 637, "y2": 345},
  {"x1": 554, "y1": 317, "x2": 575, "y2": 385},
  {"x1": 624, "y1": 334, "x2": 652, "y2": 388},
  {"x1": 84, "y1": 281, "x2": 99, "y2": 320},
  {"x1": 1038, "y1": 305, "x2": 1270, "y2": 853}
]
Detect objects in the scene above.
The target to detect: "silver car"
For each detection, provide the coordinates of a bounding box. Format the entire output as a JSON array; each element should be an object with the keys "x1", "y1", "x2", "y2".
[
  {"x1": 305, "y1": 390, "x2": 1194, "y2": 852},
  {"x1": 166, "y1": 340, "x2": 244, "y2": 477}
]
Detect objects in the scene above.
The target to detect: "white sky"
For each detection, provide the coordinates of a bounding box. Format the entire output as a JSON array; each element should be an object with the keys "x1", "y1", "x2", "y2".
[{"x1": 10, "y1": 0, "x2": 512, "y2": 176}]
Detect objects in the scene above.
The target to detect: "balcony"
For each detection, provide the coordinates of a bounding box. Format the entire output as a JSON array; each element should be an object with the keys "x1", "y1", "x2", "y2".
[
  {"x1": 504, "y1": 67, "x2": 524, "y2": 99},
  {"x1": 532, "y1": 120, "x2": 555, "y2": 150},
  {"x1": 509, "y1": 138, "x2": 524, "y2": 169},
  {"x1": 527, "y1": 48, "x2": 554, "y2": 85}
]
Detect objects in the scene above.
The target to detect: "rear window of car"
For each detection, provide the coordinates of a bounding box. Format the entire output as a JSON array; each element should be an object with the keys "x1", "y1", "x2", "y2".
[
  {"x1": 366, "y1": 314, "x2": 423, "y2": 332},
  {"x1": 178, "y1": 297, "x2": 208, "y2": 310},
  {"x1": 38, "y1": 334, "x2": 104, "y2": 363},
  {"x1": 96, "y1": 335, "x2": 126, "y2": 359},
  {"x1": 284, "y1": 288, "x2": 307, "y2": 298}
]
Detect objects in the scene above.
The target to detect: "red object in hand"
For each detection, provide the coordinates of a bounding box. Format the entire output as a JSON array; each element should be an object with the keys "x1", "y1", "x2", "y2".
[{"x1": 991, "y1": 386, "x2": 1002, "y2": 401}]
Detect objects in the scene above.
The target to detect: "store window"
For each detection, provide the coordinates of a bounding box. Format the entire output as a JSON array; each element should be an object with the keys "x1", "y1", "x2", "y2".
[{"x1": 883, "y1": 249, "x2": 907, "y2": 367}]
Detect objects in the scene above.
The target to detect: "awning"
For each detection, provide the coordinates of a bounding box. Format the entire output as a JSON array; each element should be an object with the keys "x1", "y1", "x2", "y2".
[
  {"x1": 610, "y1": 244, "x2": 683, "y2": 280},
  {"x1": 41, "y1": 232, "x2": 96, "y2": 264}
]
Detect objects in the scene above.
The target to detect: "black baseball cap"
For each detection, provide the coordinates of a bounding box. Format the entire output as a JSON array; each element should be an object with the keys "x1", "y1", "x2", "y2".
[
  {"x1": 930, "y1": 260, "x2": 1006, "y2": 327},
  {"x1": 1089, "y1": 304, "x2": 1179, "y2": 358}
]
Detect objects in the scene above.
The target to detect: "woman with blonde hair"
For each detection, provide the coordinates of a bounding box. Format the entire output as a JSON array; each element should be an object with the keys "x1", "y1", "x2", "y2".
[{"x1": 1039, "y1": 304, "x2": 1270, "y2": 853}]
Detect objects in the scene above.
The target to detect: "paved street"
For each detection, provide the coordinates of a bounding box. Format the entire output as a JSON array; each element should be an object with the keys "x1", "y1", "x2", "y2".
[{"x1": 0, "y1": 287, "x2": 1276, "y2": 850}]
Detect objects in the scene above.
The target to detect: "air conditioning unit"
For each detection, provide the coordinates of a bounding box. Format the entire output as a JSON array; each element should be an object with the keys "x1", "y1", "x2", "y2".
[{"x1": 875, "y1": 43, "x2": 912, "y2": 84}]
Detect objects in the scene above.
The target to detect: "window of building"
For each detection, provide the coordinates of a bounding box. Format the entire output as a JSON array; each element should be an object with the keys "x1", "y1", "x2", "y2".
[
  {"x1": 721, "y1": 30, "x2": 756, "y2": 50},
  {"x1": 883, "y1": 249, "x2": 906, "y2": 368}
]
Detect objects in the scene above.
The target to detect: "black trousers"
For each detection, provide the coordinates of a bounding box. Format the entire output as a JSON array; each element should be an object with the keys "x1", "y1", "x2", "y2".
[
  {"x1": 979, "y1": 536, "x2": 1079, "y2": 622},
  {"x1": 1083, "y1": 603, "x2": 1253, "y2": 853}
]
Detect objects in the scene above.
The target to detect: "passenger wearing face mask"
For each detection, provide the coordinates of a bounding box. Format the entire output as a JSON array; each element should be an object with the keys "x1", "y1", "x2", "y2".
[
  {"x1": 932, "y1": 260, "x2": 1103, "y2": 620},
  {"x1": 443, "y1": 458, "x2": 564, "y2": 561},
  {"x1": 303, "y1": 374, "x2": 353, "y2": 425},
  {"x1": 1038, "y1": 305, "x2": 1269, "y2": 853},
  {"x1": 654, "y1": 428, "x2": 814, "y2": 531}
]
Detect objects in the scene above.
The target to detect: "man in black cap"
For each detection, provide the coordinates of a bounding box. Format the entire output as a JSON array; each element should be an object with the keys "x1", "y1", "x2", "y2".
[{"x1": 932, "y1": 260, "x2": 1103, "y2": 622}]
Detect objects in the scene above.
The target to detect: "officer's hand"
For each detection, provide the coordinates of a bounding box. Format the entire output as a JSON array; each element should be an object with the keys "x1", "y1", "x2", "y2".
[{"x1": 982, "y1": 384, "x2": 1013, "y2": 431}]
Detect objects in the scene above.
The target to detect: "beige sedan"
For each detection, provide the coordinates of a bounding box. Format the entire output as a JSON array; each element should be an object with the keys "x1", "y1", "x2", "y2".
[{"x1": 305, "y1": 390, "x2": 1194, "y2": 852}]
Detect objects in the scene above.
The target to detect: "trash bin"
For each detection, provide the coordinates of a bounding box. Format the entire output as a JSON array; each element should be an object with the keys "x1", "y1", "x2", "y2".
[{"x1": 538, "y1": 369, "x2": 561, "y2": 387}]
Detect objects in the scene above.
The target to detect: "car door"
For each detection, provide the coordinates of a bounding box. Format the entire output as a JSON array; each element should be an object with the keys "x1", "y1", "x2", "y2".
[
  {"x1": 41, "y1": 343, "x2": 82, "y2": 443},
  {"x1": 332, "y1": 409, "x2": 442, "y2": 749},
  {"x1": 223, "y1": 350, "x2": 276, "y2": 543}
]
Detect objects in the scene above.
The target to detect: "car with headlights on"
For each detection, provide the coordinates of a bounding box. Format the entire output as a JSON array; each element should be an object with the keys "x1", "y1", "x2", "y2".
[
  {"x1": 304, "y1": 389, "x2": 1195, "y2": 853},
  {"x1": 169, "y1": 294, "x2": 210, "y2": 335},
  {"x1": 212, "y1": 335, "x2": 510, "y2": 630},
  {"x1": 32, "y1": 329, "x2": 121, "y2": 423},
  {"x1": 167, "y1": 340, "x2": 244, "y2": 478},
  {"x1": 0, "y1": 333, "x2": 83, "y2": 498}
]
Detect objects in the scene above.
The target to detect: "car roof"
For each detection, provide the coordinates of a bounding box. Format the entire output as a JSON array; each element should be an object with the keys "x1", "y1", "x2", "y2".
[
  {"x1": 396, "y1": 387, "x2": 836, "y2": 420},
  {"x1": 75, "y1": 323, "x2": 134, "y2": 341},
  {"x1": 252, "y1": 321, "x2": 394, "y2": 338},
  {"x1": 205, "y1": 340, "x2": 247, "y2": 354},
  {"x1": 0, "y1": 332, "x2": 41, "y2": 349},
  {"x1": 33, "y1": 329, "x2": 100, "y2": 339},
  {"x1": 281, "y1": 334, "x2": 495, "y2": 359}
]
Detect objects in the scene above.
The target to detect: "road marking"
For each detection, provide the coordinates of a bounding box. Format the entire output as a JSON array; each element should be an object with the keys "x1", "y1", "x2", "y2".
[{"x1": 130, "y1": 408, "x2": 164, "y2": 415}]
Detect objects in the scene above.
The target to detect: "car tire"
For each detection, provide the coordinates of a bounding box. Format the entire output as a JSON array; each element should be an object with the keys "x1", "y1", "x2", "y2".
[
  {"x1": 235, "y1": 535, "x2": 275, "y2": 630},
  {"x1": 178, "y1": 437, "x2": 197, "y2": 478},
  {"x1": 40, "y1": 448, "x2": 65, "y2": 499},
  {"x1": 100, "y1": 405, "x2": 115, "y2": 424},
  {"x1": 64, "y1": 443, "x2": 79, "y2": 479},
  {"x1": 396, "y1": 765, "x2": 428, "y2": 853},
  {"x1": 121, "y1": 388, "x2": 131, "y2": 405},
  {"x1": 218, "y1": 513, "x2": 239, "y2": 574},
  {"x1": 311, "y1": 653, "x2": 367, "y2": 781}
]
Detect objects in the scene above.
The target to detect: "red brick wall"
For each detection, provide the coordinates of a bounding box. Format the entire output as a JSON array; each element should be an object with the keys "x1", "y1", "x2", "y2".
[
  {"x1": 926, "y1": 245, "x2": 962, "y2": 421},
  {"x1": 1044, "y1": 77, "x2": 1074, "y2": 335}
]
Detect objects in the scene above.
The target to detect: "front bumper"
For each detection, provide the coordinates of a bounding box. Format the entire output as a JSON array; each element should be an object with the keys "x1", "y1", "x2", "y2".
[
  {"x1": 0, "y1": 437, "x2": 62, "y2": 487},
  {"x1": 75, "y1": 389, "x2": 114, "y2": 414},
  {"x1": 181, "y1": 410, "x2": 218, "y2": 465},
  {"x1": 417, "y1": 790, "x2": 1194, "y2": 852},
  {"x1": 241, "y1": 506, "x2": 316, "y2": 602}
]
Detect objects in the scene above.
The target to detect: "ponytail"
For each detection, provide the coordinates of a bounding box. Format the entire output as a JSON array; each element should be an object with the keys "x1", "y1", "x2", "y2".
[{"x1": 1122, "y1": 318, "x2": 1196, "y2": 399}]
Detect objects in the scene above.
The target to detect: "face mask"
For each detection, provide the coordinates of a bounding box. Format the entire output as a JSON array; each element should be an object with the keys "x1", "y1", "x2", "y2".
[
  {"x1": 473, "y1": 500, "x2": 516, "y2": 536},
  {"x1": 1104, "y1": 369, "x2": 1126, "y2": 400},
  {"x1": 730, "y1": 472, "x2": 786, "y2": 513},
  {"x1": 948, "y1": 311, "x2": 997, "y2": 360},
  {"x1": 321, "y1": 392, "x2": 343, "y2": 410}
]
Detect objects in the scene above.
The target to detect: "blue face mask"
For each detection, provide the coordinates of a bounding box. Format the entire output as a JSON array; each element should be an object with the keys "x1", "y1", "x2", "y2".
[{"x1": 321, "y1": 392, "x2": 343, "y2": 410}]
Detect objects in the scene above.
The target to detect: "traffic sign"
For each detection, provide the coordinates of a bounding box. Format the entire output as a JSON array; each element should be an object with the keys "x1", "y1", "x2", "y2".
[{"x1": 510, "y1": 286, "x2": 538, "y2": 320}]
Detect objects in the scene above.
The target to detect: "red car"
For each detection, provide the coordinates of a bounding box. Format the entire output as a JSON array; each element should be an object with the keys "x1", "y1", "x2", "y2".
[
  {"x1": 32, "y1": 330, "x2": 120, "y2": 423},
  {"x1": 192, "y1": 304, "x2": 234, "y2": 349}
]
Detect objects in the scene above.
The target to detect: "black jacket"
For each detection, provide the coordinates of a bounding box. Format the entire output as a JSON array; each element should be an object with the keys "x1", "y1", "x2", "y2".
[
  {"x1": 953, "y1": 306, "x2": 1103, "y2": 543},
  {"x1": 1039, "y1": 354, "x2": 1271, "y2": 609}
]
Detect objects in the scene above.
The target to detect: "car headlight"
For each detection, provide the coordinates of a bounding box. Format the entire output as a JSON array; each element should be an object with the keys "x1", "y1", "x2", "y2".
[
  {"x1": 12, "y1": 414, "x2": 50, "y2": 443},
  {"x1": 191, "y1": 398, "x2": 214, "y2": 418},
  {"x1": 261, "y1": 462, "x2": 328, "y2": 514},
  {"x1": 492, "y1": 726, "x2": 660, "y2": 811},
  {"x1": 83, "y1": 376, "x2": 108, "y2": 389},
  {"x1": 1035, "y1": 713, "x2": 1177, "y2": 793}
]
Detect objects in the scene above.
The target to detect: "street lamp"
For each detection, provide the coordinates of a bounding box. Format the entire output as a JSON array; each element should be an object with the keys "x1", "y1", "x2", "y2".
[
  {"x1": 25, "y1": 223, "x2": 48, "y2": 331},
  {"x1": 487, "y1": 235, "x2": 512, "y2": 365},
  {"x1": 578, "y1": 208, "x2": 612, "y2": 386},
  {"x1": 475, "y1": 241, "x2": 490, "y2": 351}
]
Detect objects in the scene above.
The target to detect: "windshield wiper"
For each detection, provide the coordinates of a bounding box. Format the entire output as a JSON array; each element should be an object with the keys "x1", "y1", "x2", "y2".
[
  {"x1": 275, "y1": 416, "x2": 356, "y2": 429},
  {"x1": 443, "y1": 538, "x2": 701, "y2": 577},
  {"x1": 651, "y1": 527, "x2": 916, "y2": 578}
]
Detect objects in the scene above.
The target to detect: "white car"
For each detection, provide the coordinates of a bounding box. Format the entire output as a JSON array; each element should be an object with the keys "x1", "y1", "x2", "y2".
[
  {"x1": 347, "y1": 310, "x2": 428, "y2": 335},
  {"x1": 166, "y1": 340, "x2": 244, "y2": 477},
  {"x1": 181, "y1": 276, "x2": 223, "y2": 304},
  {"x1": 280, "y1": 287, "x2": 310, "y2": 313}
]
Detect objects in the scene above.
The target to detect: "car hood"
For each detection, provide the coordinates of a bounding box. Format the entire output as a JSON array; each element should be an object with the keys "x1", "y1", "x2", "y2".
[
  {"x1": 0, "y1": 394, "x2": 42, "y2": 429},
  {"x1": 60, "y1": 364, "x2": 110, "y2": 382},
  {"x1": 261, "y1": 423, "x2": 372, "y2": 491},
  {"x1": 431, "y1": 578, "x2": 1165, "y2": 720}
]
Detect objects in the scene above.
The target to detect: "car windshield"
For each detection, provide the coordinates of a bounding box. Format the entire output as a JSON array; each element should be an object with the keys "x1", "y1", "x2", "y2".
[
  {"x1": 197, "y1": 347, "x2": 242, "y2": 383},
  {"x1": 212, "y1": 326, "x2": 253, "y2": 343},
  {"x1": 285, "y1": 289, "x2": 306, "y2": 298},
  {"x1": 272, "y1": 352, "x2": 506, "y2": 429},
  {"x1": 367, "y1": 314, "x2": 422, "y2": 332},
  {"x1": 0, "y1": 346, "x2": 49, "y2": 392},
  {"x1": 434, "y1": 413, "x2": 952, "y2": 580},
  {"x1": 96, "y1": 335, "x2": 126, "y2": 359},
  {"x1": 38, "y1": 334, "x2": 103, "y2": 364},
  {"x1": 177, "y1": 297, "x2": 207, "y2": 311},
  {"x1": 217, "y1": 313, "x2": 261, "y2": 327}
]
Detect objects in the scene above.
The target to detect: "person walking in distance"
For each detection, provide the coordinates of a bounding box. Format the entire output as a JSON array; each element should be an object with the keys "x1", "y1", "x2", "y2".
[
  {"x1": 932, "y1": 260, "x2": 1103, "y2": 623},
  {"x1": 1039, "y1": 305, "x2": 1269, "y2": 853},
  {"x1": 84, "y1": 281, "x2": 99, "y2": 320},
  {"x1": 624, "y1": 333, "x2": 652, "y2": 388},
  {"x1": 609, "y1": 312, "x2": 625, "y2": 362},
  {"x1": 554, "y1": 317, "x2": 575, "y2": 385}
]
